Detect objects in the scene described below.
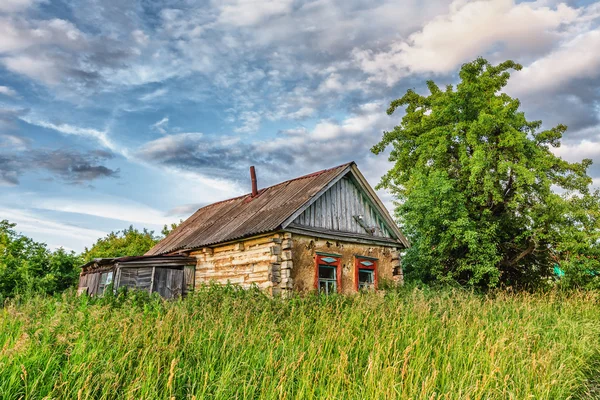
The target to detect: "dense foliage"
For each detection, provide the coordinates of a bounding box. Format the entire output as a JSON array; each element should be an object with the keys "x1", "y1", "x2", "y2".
[
  {"x1": 0, "y1": 220, "x2": 81, "y2": 301},
  {"x1": 161, "y1": 219, "x2": 182, "y2": 238},
  {"x1": 373, "y1": 58, "x2": 600, "y2": 289},
  {"x1": 1, "y1": 286, "x2": 599, "y2": 399},
  {"x1": 82, "y1": 226, "x2": 159, "y2": 262}
]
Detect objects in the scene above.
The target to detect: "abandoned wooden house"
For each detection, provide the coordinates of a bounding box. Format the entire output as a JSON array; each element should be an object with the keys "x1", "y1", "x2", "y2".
[{"x1": 78, "y1": 162, "x2": 408, "y2": 297}]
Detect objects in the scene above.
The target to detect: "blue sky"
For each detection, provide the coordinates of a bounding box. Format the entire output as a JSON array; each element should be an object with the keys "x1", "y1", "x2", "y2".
[{"x1": 1, "y1": 0, "x2": 599, "y2": 251}]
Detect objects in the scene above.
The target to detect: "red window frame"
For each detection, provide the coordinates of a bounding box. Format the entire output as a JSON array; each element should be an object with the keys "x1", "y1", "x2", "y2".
[
  {"x1": 314, "y1": 253, "x2": 342, "y2": 293},
  {"x1": 354, "y1": 256, "x2": 378, "y2": 291}
]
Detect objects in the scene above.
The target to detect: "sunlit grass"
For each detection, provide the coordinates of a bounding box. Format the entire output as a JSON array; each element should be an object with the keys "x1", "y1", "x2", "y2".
[{"x1": 1, "y1": 285, "x2": 599, "y2": 399}]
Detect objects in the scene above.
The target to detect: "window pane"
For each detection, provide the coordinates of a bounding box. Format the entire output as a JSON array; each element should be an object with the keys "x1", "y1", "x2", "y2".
[
  {"x1": 359, "y1": 269, "x2": 373, "y2": 283},
  {"x1": 358, "y1": 269, "x2": 374, "y2": 290},
  {"x1": 318, "y1": 265, "x2": 337, "y2": 295},
  {"x1": 318, "y1": 265, "x2": 336, "y2": 280},
  {"x1": 319, "y1": 281, "x2": 327, "y2": 291},
  {"x1": 327, "y1": 281, "x2": 336, "y2": 294}
]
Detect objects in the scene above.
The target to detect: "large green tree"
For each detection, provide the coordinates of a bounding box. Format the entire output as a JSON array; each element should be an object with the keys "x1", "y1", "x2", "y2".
[
  {"x1": 0, "y1": 220, "x2": 81, "y2": 299},
  {"x1": 373, "y1": 58, "x2": 600, "y2": 288},
  {"x1": 82, "y1": 226, "x2": 159, "y2": 262}
]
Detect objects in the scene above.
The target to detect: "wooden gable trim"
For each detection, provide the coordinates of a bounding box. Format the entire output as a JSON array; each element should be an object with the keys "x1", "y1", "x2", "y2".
[
  {"x1": 280, "y1": 164, "x2": 353, "y2": 229},
  {"x1": 281, "y1": 163, "x2": 409, "y2": 248},
  {"x1": 285, "y1": 224, "x2": 401, "y2": 247},
  {"x1": 347, "y1": 164, "x2": 409, "y2": 247}
]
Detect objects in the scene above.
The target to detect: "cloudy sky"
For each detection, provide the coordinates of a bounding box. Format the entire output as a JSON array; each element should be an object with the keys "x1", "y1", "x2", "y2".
[{"x1": 0, "y1": 0, "x2": 599, "y2": 251}]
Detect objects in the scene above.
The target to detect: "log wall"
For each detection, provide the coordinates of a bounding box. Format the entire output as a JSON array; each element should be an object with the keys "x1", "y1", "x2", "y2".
[{"x1": 191, "y1": 233, "x2": 287, "y2": 295}]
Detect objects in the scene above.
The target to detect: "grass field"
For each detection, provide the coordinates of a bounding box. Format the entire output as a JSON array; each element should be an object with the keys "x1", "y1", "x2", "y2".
[{"x1": 1, "y1": 285, "x2": 599, "y2": 399}]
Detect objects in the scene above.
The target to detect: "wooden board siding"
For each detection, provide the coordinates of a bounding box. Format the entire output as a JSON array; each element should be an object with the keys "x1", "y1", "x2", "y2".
[
  {"x1": 117, "y1": 267, "x2": 154, "y2": 293},
  {"x1": 291, "y1": 234, "x2": 402, "y2": 295},
  {"x1": 183, "y1": 265, "x2": 195, "y2": 295},
  {"x1": 153, "y1": 268, "x2": 184, "y2": 299},
  {"x1": 293, "y1": 176, "x2": 393, "y2": 239},
  {"x1": 191, "y1": 234, "x2": 279, "y2": 293},
  {"x1": 86, "y1": 273, "x2": 101, "y2": 296}
]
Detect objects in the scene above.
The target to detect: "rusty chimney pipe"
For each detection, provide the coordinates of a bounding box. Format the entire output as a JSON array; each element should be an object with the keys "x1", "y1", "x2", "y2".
[{"x1": 250, "y1": 166, "x2": 258, "y2": 197}]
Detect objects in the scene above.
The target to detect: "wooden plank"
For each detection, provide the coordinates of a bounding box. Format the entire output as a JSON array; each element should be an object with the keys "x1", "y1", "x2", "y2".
[
  {"x1": 341, "y1": 179, "x2": 352, "y2": 232},
  {"x1": 320, "y1": 195, "x2": 327, "y2": 228},
  {"x1": 280, "y1": 164, "x2": 351, "y2": 228},
  {"x1": 184, "y1": 265, "x2": 195, "y2": 295},
  {"x1": 87, "y1": 273, "x2": 100, "y2": 296},
  {"x1": 333, "y1": 180, "x2": 339, "y2": 231},
  {"x1": 114, "y1": 267, "x2": 121, "y2": 291},
  {"x1": 149, "y1": 266, "x2": 156, "y2": 294},
  {"x1": 173, "y1": 270, "x2": 183, "y2": 298},
  {"x1": 286, "y1": 224, "x2": 401, "y2": 246},
  {"x1": 181, "y1": 267, "x2": 186, "y2": 297},
  {"x1": 78, "y1": 274, "x2": 87, "y2": 288}
]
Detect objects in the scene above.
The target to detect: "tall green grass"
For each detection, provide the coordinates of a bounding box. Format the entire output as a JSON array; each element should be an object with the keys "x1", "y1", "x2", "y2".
[{"x1": 1, "y1": 286, "x2": 599, "y2": 399}]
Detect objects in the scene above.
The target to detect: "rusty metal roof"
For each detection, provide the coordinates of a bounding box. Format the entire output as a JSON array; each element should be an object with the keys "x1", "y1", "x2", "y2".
[{"x1": 146, "y1": 163, "x2": 354, "y2": 255}]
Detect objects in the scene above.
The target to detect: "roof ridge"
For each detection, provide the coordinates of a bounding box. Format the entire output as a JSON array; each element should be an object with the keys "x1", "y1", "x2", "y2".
[{"x1": 145, "y1": 162, "x2": 357, "y2": 255}]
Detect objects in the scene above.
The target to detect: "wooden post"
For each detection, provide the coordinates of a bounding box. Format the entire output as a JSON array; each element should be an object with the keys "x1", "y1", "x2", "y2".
[
  {"x1": 149, "y1": 266, "x2": 156, "y2": 294},
  {"x1": 181, "y1": 267, "x2": 185, "y2": 298},
  {"x1": 114, "y1": 266, "x2": 121, "y2": 293}
]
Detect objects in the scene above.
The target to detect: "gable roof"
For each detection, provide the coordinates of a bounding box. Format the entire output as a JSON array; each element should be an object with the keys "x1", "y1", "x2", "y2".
[{"x1": 146, "y1": 162, "x2": 408, "y2": 255}]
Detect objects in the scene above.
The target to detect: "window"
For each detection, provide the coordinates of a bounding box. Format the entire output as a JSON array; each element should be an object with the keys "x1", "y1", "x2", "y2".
[
  {"x1": 315, "y1": 254, "x2": 341, "y2": 294},
  {"x1": 355, "y1": 257, "x2": 377, "y2": 291},
  {"x1": 97, "y1": 271, "x2": 113, "y2": 295},
  {"x1": 318, "y1": 265, "x2": 337, "y2": 295}
]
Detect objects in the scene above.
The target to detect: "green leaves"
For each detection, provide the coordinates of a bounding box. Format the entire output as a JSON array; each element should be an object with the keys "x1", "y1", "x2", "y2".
[
  {"x1": 82, "y1": 226, "x2": 159, "y2": 262},
  {"x1": 374, "y1": 58, "x2": 599, "y2": 289},
  {"x1": 0, "y1": 220, "x2": 81, "y2": 300}
]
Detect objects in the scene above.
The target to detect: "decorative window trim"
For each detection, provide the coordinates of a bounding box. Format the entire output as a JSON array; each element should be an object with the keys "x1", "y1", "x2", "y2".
[
  {"x1": 314, "y1": 253, "x2": 342, "y2": 294},
  {"x1": 354, "y1": 256, "x2": 378, "y2": 291}
]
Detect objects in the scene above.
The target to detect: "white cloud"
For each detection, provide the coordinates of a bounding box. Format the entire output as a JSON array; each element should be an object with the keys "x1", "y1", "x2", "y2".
[
  {"x1": 309, "y1": 102, "x2": 386, "y2": 140},
  {"x1": 151, "y1": 116, "x2": 169, "y2": 134},
  {"x1": 35, "y1": 196, "x2": 174, "y2": 226},
  {"x1": 234, "y1": 111, "x2": 261, "y2": 133},
  {"x1": 2, "y1": 54, "x2": 63, "y2": 85},
  {"x1": 288, "y1": 106, "x2": 316, "y2": 119},
  {"x1": 132, "y1": 29, "x2": 149, "y2": 46},
  {"x1": 217, "y1": 0, "x2": 294, "y2": 26},
  {"x1": 0, "y1": 206, "x2": 107, "y2": 251},
  {"x1": 0, "y1": 86, "x2": 17, "y2": 97},
  {"x1": 0, "y1": 133, "x2": 29, "y2": 150},
  {"x1": 139, "y1": 132, "x2": 203, "y2": 155},
  {"x1": 261, "y1": 101, "x2": 391, "y2": 164},
  {"x1": 354, "y1": 0, "x2": 580, "y2": 85},
  {"x1": 0, "y1": 17, "x2": 86, "y2": 53},
  {"x1": 21, "y1": 117, "x2": 126, "y2": 157},
  {"x1": 508, "y1": 29, "x2": 600, "y2": 95},
  {"x1": 552, "y1": 137, "x2": 600, "y2": 163},
  {"x1": 0, "y1": 0, "x2": 46, "y2": 13},
  {"x1": 140, "y1": 87, "x2": 168, "y2": 102}
]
